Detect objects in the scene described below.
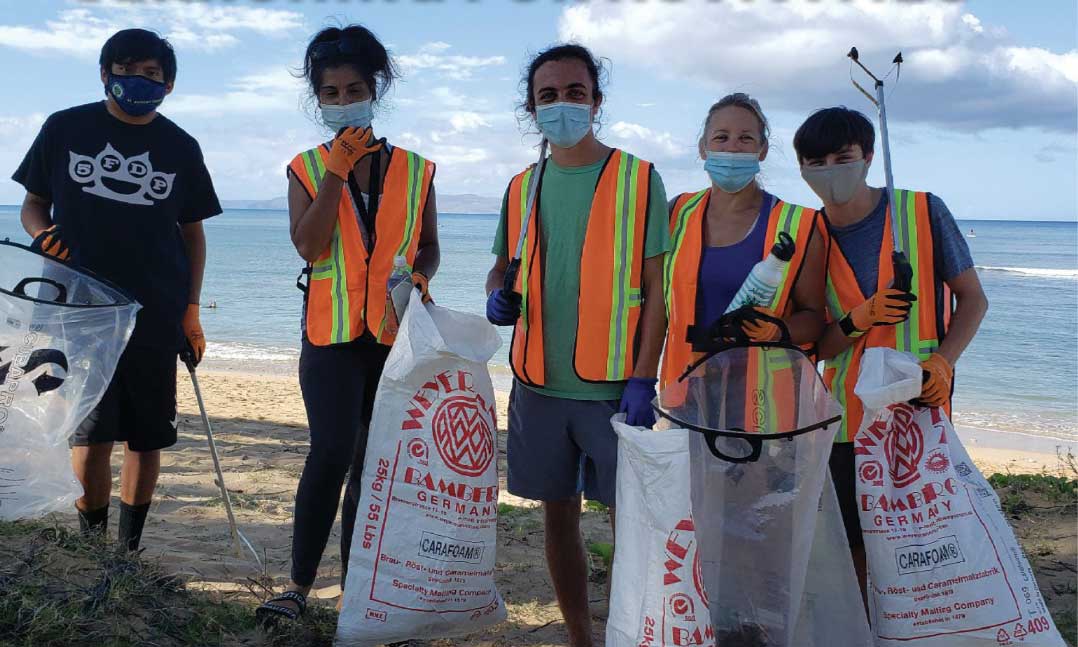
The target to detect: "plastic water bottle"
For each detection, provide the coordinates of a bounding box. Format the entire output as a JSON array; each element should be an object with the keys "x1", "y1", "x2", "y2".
[
  {"x1": 387, "y1": 255, "x2": 410, "y2": 292},
  {"x1": 724, "y1": 231, "x2": 796, "y2": 314},
  {"x1": 386, "y1": 256, "x2": 411, "y2": 332}
]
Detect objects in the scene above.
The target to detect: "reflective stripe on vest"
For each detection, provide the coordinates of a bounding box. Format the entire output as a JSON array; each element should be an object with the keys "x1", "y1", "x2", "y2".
[
  {"x1": 660, "y1": 188, "x2": 818, "y2": 388},
  {"x1": 289, "y1": 145, "x2": 434, "y2": 346},
  {"x1": 822, "y1": 189, "x2": 953, "y2": 442},
  {"x1": 506, "y1": 149, "x2": 652, "y2": 386}
]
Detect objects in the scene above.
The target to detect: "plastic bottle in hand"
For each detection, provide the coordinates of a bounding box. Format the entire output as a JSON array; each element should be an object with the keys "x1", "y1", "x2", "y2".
[
  {"x1": 385, "y1": 255, "x2": 411, "y2": 334},
  {"x1": 724, "y1": 231, "x2": 796, "y2": 314}
]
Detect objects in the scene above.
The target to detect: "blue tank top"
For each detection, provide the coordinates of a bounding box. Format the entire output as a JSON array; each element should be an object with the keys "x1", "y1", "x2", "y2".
[{"x1": 695, "y1": 192, "x2": 774, "y2": 329}]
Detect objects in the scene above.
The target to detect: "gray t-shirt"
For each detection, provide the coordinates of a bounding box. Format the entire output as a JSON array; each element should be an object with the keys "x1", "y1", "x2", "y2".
[{"x1": 826, "y1": 191, "x2": 973, "y2": 297}]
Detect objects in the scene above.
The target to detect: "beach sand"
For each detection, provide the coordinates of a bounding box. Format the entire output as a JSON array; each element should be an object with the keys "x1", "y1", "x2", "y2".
[{"x1": 87, "y1": 369, "x2": 1075, "y2": 645}]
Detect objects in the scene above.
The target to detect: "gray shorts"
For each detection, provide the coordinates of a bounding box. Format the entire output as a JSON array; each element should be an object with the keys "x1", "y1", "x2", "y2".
[{"x1": 506, "y1": 381, "x2": 619, "y2": 506}]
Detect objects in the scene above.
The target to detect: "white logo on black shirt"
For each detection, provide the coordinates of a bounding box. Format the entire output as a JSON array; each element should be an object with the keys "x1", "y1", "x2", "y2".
[{"x1": 68, "y1": 143, "x2": 175, "y2": 206}]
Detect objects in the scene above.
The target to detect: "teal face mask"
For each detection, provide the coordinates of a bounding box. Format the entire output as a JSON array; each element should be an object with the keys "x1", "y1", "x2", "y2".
[
  {"x1": 535, "y1": 102, "x2": 593, "y2": 148},
  {"x1": 704, "y1": 151, "x2": 761, "y2": 193},
  {"x1": 320, "y1": 99, "x2": 373, "y2": 131}
]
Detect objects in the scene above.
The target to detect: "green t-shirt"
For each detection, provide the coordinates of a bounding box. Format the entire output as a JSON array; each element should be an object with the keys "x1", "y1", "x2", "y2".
[{"x1": 492, "y1": 154, "x2": 671, "y2": 400}]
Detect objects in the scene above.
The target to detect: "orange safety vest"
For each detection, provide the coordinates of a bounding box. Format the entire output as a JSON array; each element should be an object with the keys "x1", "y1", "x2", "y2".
[
  {"x1": 506, "y1": 149, "x2": 653, "y2": 387},
  {"x1": 660, "y1": 188, "x2": 820, "y2": 388},
  {"x1": 289, "y1": 143, "x2": 434, "y2": 346},
  {"x1": 822, "y1": 189, "x2": 954, "y2": 442}
]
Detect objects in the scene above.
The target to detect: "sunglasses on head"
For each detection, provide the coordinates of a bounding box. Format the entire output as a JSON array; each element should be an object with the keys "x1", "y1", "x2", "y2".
[{"x1": 309, "y1": 37, "x2": 362, "y2": 62}]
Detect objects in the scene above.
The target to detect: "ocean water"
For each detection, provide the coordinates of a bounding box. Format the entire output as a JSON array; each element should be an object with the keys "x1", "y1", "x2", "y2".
[{"x1": 1, "y1": 207, "x2": 1075, "y2": 441}]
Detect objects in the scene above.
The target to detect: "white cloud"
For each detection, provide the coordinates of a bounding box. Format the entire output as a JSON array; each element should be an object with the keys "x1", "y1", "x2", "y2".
[
  {"x1": 420, "y1": 145, "x2": 490, "y2": 165},
  {"x1": 164, "y1": 69, "x2": 303, "y2": 116},
  {"x1": 1034, "y1": 141, "x2": 1077, "y2": 164},
  {"x1": 0, "y1": 113, "x2": 46, "y2": 136},
  {"x1": 961, "y1": 13, "x2": 984, "y2": 35},
  {"x1": 158, "y1": 4, "x2": 303, "y2": 35},
  {"x1": 396, "y1": 132, "x2": 423, "y2": 150},
  {"x1": 430, "y1": 87, "x2": 467, "y2": 109},
  {"x1": 608, "y1": 121, "x2": 683, "y2": 158},
  {"x1": 448, "y1": 112, "x2": 492, "y2": 134},
  {"x1": 0, "y1": 113, "x2": 49, "y2": 203},
  {"x1": 0, "y1": 9, "x2": 114, "y2": 56},
  {"x1": 559, "y1": 1, "x2": 1077, "y2": 132},
  {"x1": 0, "y1": 4, "x2": 303, "y2": 57},
  {"x1": 398, "y1": 42, "x2": 506, "y2": 81}
]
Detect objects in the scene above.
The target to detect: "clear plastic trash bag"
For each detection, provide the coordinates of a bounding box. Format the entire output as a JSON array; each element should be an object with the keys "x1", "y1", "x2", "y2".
[
  {"x1": 0, "y1": 242, "x2": 138, "y2": 519},
  {"x1": 654, "y1": 344, "x2": 871, "y2": 647}
]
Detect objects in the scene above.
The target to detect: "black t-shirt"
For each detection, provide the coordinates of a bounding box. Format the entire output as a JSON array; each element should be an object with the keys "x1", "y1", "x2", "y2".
[{"x1": 12, "y1": 102, "x2": 221, "y2": 349}]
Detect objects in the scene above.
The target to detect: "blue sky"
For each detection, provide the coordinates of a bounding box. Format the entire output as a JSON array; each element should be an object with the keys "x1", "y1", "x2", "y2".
[{"x1": 0, "y1": 0, "x2": 1075, "y2": 220}]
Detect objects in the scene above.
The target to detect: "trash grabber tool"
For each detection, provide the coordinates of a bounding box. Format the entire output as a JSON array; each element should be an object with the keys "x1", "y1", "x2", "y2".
[
  {"x1": 847, "y1": 47, "x2": 912, "y2": 292},
  {"x1": 502, "y1": 138, "x2": 549, "y2": 294},
  {"x1": 180, "y1": 344, "x2": 262, "y2": 568}
]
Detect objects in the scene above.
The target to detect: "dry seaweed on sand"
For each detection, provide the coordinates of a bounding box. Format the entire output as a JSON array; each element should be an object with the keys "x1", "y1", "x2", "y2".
[{"x1": 0, "y1": 519, "x2": 337, "y2": 647}]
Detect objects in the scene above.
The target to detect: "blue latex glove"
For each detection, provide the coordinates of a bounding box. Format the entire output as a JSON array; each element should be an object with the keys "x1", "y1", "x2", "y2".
[
  {"x1": 620, "y1": 377, "x2": 658, "y2": 428},
  {"x1": 486, "y1": 288, "x2": 521, "y2": 326}
]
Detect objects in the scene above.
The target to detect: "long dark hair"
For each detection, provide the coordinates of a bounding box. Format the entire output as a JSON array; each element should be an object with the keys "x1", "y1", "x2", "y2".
[{"x1": 301, "y1": 24, "x2": 397, "y2": 102}]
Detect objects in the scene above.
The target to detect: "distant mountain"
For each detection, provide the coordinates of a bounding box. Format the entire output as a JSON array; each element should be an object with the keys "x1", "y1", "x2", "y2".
[
  {"x1": 220, "y1": 197, "x2": 289, "y2": 211},
  {"x1": 436, "y1": 193, "x2": 501, "y2": 215},
  {"x1": 220, "y1": 193, "x2": 500, "y2": 215}
]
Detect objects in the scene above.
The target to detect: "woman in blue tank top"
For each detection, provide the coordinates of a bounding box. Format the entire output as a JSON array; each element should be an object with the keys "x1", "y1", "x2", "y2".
[
  {"x1": 661, "y1": 93, "x2": 826, "y2": 387},
  {"x1": 694, "y1": 93, "x2": 824, "y2": 339}
]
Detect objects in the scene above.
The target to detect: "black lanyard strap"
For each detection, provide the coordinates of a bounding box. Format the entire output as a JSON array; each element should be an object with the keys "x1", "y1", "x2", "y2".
[{"x1": 348, "y1": 140, "x2": 386, "y2": 246}]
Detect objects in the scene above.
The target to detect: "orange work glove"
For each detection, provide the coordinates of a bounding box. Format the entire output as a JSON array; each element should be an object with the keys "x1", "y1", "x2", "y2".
[
  {"x1": 741, "y1": 306, "x2": 783, "y2": 342},
  {"x1": 847, "y1": 288, "x2": 917, "y2": 332},
  {"x1": 324, "y1": 126, "x2": 382, "y2": 181},
  {"x1": 412, "y1": 271, "x2": 433, "y2": 304},
  {"x1": 30, "y1": 224, "x2": 71, "y2": 261},
  {"x1": 182, "y1": 304, "x2": 206, "y2": 365},
  {"x1": 919, "y1": 353, "x2": 953, "y2": 407}
]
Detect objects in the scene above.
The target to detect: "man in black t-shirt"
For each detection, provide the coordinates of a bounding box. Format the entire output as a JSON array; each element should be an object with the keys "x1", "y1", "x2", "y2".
[{"x1": 12, "y1": 29, "x2": 221, "y2": 551}]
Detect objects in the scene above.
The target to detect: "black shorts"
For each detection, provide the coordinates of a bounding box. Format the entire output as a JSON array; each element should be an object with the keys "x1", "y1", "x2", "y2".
[
  {"x1": 829, "y1": 441, "x2": 864, "y2": 548},
  {"x1": 70, "y1": 345, "x2": 178, "y2": 452}
]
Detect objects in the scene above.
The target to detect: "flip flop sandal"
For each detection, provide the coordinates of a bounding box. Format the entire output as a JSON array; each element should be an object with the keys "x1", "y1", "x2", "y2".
[{"x1": 256, "y1": 590, "x2": 307, "y2": 626}]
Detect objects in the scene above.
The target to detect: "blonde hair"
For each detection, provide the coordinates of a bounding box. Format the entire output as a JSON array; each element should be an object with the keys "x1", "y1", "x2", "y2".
[{"x1": 701, "y1": 92, "x2": 770, "y2": 142}]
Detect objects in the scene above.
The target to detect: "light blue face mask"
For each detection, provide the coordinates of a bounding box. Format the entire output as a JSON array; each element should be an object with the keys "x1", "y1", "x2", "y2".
[
  {"x1": 535, "y1": 102, "x2": 593, "y2": 148},
  {"x1": 704, "y1": 151, "x2": 761, "y2": 193},
  {"x1": 320, "y1": 99, "x2": 373, "y2": 131}
]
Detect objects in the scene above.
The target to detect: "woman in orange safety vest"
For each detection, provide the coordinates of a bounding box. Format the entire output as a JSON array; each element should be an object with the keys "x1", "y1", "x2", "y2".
[{"x1": 257, "y1": 24, "x2": 439, "y2": 624}]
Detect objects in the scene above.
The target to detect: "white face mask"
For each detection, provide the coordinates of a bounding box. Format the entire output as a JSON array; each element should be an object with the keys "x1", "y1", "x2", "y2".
[
  {"x1": 320, "y1": 99, "x2": 373, "y2": 131},
  {"x1": 800, "y1": 159, "x2": 869, "y2": 205}
]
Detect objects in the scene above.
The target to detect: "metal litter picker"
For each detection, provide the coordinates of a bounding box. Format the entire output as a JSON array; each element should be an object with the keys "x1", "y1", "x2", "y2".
[
  {"x1": 502, "y1": 138, "x2": 548, "y2": 293},
  {"x1": 847, "y1": 47, "x2": 913, "y2": 292},
  {"x1": 180, "y1": 345, "x2": 261, "y2": 568}
]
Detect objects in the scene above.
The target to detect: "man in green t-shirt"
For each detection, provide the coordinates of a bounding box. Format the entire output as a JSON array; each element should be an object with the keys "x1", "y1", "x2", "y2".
[{"x1": 485, "y1": 44, "x2": 670, "y2": 647}]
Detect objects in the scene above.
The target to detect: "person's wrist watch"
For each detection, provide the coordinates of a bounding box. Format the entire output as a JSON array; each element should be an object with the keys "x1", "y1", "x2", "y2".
[{"x1": 839, "y1": 314, "x2": 865, "y2": 338}]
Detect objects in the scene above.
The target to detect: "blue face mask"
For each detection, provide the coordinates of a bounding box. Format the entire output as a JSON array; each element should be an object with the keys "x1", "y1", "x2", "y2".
[
  {"x1": 704, "y1": 151, "x2": 761, "y2": 193},
  {"x1": 535, "y1": 102, "x2": 593, "y2": 148},
  {"x1": 105, "y1": 73, "x2": 167, "y2": 117},
  {"x1": 321, "y1": 99, "x2": 373, "y2": 132}
]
